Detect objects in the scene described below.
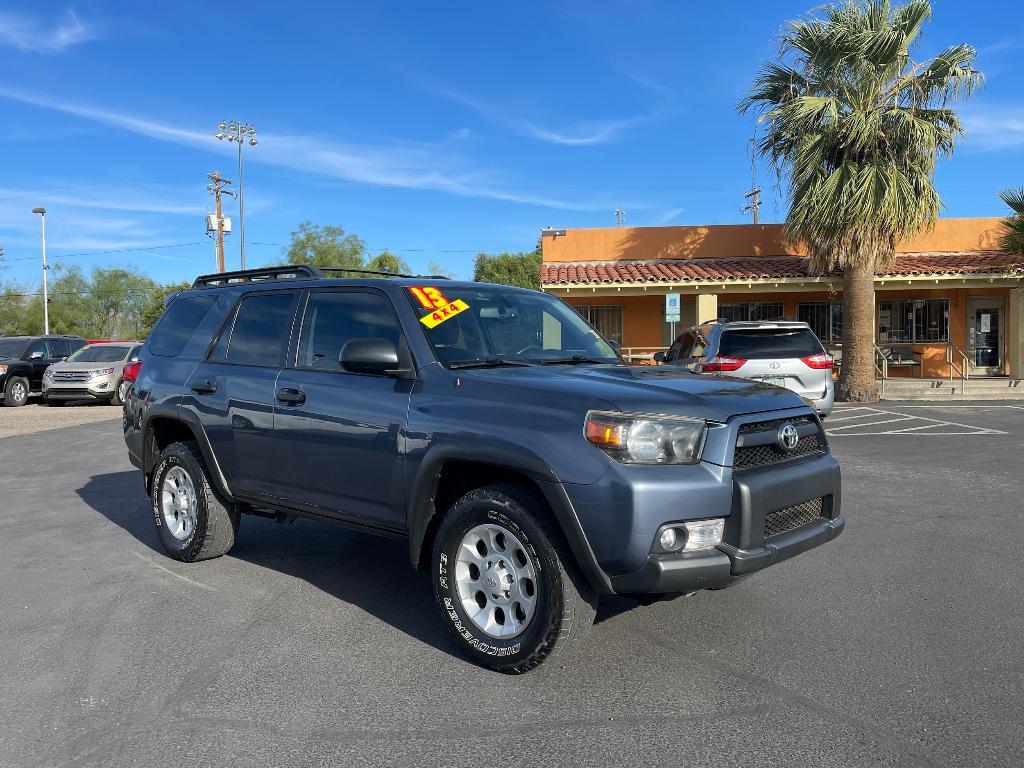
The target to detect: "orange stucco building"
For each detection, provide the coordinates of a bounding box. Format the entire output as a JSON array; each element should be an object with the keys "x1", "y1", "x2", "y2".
[{"x1": 541, "y1": 218, "x2": 1024, "y2": 380}]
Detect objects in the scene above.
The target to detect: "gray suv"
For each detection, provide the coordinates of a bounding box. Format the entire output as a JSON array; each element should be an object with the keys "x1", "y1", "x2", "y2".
[
  {"x1": 658, "y1": 320, "x2": 835, "y2": 416},
  {"x1": 123, "y1": 266, "x2": 844, "y2": 673}
]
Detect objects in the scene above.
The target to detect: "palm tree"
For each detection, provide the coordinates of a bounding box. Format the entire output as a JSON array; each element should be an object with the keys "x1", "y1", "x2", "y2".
[
  {"x1": 998, "y1": 188, "x2": 1024, "y2": 253},
  {"x1": 739, "y1": 0, "x2": 982, "y2": 401}
]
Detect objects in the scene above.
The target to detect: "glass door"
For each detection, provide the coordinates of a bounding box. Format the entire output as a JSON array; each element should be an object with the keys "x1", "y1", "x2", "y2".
[{"x1": 967, "y1": 298, "x2": 1004, "y2": 375}]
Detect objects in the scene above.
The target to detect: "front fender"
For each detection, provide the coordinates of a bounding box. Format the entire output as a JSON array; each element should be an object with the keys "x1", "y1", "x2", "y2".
[{"x1": 142, "y1": 404, "x2": 235, "y2": 502}]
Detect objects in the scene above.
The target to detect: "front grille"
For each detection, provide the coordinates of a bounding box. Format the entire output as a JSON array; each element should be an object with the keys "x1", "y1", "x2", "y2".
[
  {"x1": 733, "y1": 415, "x2": 824, "y2": 470},
  {"x1": 53, "y1": 372, "x2": 91, "y2": 382},
  {"x1": 764, "y1": 498, "x2": 824, "y2": 538}
]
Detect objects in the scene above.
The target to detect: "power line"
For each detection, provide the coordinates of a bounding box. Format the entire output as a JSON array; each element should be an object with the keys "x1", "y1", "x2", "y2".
[{"x1": 1, "y1": 242, "x2": 208, "y2": 263}]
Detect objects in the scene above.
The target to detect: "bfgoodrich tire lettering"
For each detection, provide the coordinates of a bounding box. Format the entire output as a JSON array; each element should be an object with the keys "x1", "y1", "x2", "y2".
[
  {"x1": 151, "y1": 440, "x2": 239, "y2": 562},
  {"x1": 431, "y1": 483, "x2": 596, "y2": 674}
]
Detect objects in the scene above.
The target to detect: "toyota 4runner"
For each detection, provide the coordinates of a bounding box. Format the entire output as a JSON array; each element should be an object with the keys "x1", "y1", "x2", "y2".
[{"x1": 124, "y1": 266, "x2": 844, "y2": 673}]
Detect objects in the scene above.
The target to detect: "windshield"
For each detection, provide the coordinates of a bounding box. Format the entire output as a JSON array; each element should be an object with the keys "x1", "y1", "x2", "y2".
[
  {"x1": 718, "y1": 328, "x2": 824, "y2": 358},
  {"x1": 405, "y1": 284, "x2": 620, "y2": 368},
  {"x1": 66, "y1": 345, "x2": 131, "y2": 363},
  {"x1": 0, "y1": 339, "x2": 28, "y2": 358}
]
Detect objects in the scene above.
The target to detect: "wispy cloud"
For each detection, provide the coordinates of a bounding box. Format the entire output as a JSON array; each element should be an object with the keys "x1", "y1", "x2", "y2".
[
  {"x1": 962, "y1": 106, "x2": 1024, "y2": 150},
  {"x1": 653, "y1": 207, "x2": 685, "y2": 226},
  {"x1": 0, "y1": 185, "x2": 204, "y2": 216},
  {"x1": 427, "y1": 83, "x2": 665, "y2": 146},
  {"x1": 979, "y1": 32, "x2": 1024, "y2": 57},
  {"x1": 0, "y1": 84, "x2": 633, "y2": 211},
  {"x1": 0, "y1": 9, "x2": 97, "y2": 53}
]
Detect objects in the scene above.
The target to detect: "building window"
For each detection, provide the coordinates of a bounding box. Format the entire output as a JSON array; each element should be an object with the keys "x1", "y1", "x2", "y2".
[
  {"x1": 577, "y1": 305, "x2": 623, "y2": 346},
  {"x1": 718, "y1": 302, "x2": 784, "y2": 322},
  {"x1": 798, "y1": 301, "x2": 843, "y2": 343},
  {"x1": 878, "y1": 299, "x2": 949, "y2": 343}
]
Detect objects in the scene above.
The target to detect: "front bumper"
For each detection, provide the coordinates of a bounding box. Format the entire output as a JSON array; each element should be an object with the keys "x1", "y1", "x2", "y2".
[{"x1": 43, "y1": 374, "x2": 118, "y2": 400}]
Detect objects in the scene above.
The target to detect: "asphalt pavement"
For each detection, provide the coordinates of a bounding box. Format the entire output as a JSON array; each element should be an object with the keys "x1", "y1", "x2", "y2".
[{"x1": 1, "y1": 403, "x2": 1022, "y2": 767}]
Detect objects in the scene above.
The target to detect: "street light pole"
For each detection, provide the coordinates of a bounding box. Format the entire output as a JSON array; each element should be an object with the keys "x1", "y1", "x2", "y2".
[
  {"x1": 215, "y1": 121, "x2": 257, "y2": 270},
  {"x1": 32, "y1": 207, "x2": 48, "y2": 335}
]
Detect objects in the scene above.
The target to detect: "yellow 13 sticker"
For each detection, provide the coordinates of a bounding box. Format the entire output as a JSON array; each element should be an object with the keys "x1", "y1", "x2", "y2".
[{"x1": 408, "y1": 287, "x2": 470, "y2": 328}]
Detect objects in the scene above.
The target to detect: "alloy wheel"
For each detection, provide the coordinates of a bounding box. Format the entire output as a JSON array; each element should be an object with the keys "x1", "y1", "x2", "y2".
[
  {"x1": 455, "y1": 523, "x2": 538, "y2": 639},
  {"x1": 161, "y1": 466, "x2": 198, "y2": 541}
]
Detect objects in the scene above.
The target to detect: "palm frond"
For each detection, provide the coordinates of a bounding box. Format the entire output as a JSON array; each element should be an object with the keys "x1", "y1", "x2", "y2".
[{"x1": 999, "y1": 188, "x2": 1024, "y2": 253}]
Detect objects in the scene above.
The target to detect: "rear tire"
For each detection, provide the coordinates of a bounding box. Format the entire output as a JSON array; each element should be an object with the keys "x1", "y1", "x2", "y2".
[
  {"x1": 3, "y1": 376, "x2": 29, "y2": 407},
  {"x1": 150, "y1": 440, "x2": 239, "y2": 562},
  {"x1": 431, "y1": 483, "x2": 596, "y2": 674}
]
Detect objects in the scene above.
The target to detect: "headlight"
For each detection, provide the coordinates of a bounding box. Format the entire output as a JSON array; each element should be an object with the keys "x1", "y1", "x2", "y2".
[
  {"x1": 44, "y1": 368, "x2": 54, "y2": 380},
  {"x1": 89, "y1": 368, "x2": 116, "y2": 378},
  {"x1": 0, "y1": 364, "x2": 8, "y2": 375},
  {"x1": 585, "y1": 411, "x2": 706, "y2": 464}
]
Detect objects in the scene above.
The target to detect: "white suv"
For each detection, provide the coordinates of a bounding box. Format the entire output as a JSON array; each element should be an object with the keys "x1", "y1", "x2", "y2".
[{"x1": 657, "y1": 319, "x2": 835, "y2": 416}]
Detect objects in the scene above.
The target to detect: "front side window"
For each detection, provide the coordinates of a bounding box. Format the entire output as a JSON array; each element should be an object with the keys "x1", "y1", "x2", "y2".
[
  {"x1": 47, "y1": 339, "x2": 70, "y2": 358},
  {"x1": 26, "y1": 340, "x2": 48, "y2": 359},
  {"x1": 296, "y1": 291, "x2": 401, "y2": 370},
  {"x1": 219, "y1": 292, "x2": 297, "y2": 367},
  {"x1": 406, "y1": 285, "x2": 619, "y2": 368},
  {"x1": 67, "y1": 345, "x2": 131, "y2": 363}
]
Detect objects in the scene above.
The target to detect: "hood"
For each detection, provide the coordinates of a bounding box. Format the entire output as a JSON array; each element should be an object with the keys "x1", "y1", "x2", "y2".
[
  {"x1": 460, "y1": 364, "x2": 807, "y2": 423},
  {"x1": 48, "y1": 360, "x2": 123, "y2": 373}
]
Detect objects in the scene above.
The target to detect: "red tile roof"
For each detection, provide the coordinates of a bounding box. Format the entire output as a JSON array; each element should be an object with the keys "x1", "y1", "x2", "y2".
[{"x1": 541, "y1": 251, "x2": 1024, "y2": 285}]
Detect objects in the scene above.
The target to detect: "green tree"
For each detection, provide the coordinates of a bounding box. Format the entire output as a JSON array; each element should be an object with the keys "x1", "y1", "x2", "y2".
[
  {"x1": 998, "y1": 188, "x2": 1024, "y2": 254},
  {"x1": 365, "y1": 250, "x2": 411, "y2": 275},
  {"x1": 473, "y1": 251, "x2": 542, "y2": 289},
  {"x1": 739, "y1": 0, "x2": 981, "y2": 401},
  {"x1": 139, "y1": 281, "x2": 192, "y2": 337},
  {"x1": 283, "y1": 221, "x2": 367, "y2": 270},
  {"x1": 427, "y1": 260, "x2": 458, "y2": 279}
]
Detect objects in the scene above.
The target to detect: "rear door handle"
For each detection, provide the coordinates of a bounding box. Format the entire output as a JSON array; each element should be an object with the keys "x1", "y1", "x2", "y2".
[
  {"x1": 190, "y1": 380, "x2": 217, "y2": 395},
  {"x1": 276, "y1": 387, "x2": 306, "y2": 405}
]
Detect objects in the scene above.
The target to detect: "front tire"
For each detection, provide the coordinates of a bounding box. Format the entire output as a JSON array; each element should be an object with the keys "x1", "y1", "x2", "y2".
[
  {"x1": 431, "y1": 484, "x2": 596, "y2": 674},
  {"x1": 150, "y1": 441, "x2": 239, "y2": 562},
  {"x1": 3, "y1": 376, "x2": 29, "y2": 407},
  {"x1": 111, "y1": 378, "x2": 129, "y2": 406}
]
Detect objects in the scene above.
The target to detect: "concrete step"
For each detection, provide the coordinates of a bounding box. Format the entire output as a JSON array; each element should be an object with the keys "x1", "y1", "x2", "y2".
[{"x1": 876, "y1": 378, "x2": 1024, "y2": 400}]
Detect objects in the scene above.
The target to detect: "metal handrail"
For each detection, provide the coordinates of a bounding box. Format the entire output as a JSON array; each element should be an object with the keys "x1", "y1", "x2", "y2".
[
  {"x1": 946, "y1": 342, "x2": 969, "y2": 387},
  {"x1": 873, "y1": 344, "x2": 888, "y2": 399}
]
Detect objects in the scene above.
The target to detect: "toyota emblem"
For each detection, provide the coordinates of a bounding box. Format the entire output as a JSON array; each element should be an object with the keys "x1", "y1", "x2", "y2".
[
  {"x1": 769, "y1": 361, "x2": 781, "y2": 369},
  {"x1": 776, "y1": 423, "x2": 800, "y2": 451}
]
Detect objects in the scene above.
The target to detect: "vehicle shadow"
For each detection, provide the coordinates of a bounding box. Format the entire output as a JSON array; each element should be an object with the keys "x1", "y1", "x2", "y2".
[{"x1": 75, "y1": 471, "x2": 457, "y2": 660}]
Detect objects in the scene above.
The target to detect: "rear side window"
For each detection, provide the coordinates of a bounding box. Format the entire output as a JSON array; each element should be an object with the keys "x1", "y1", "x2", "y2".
[
  {"x1": 48, "y1": 339, "x2": 70, "y2": 358},
  {"x1": 718, "y1": 328, "x2": 824, "y2": 359},
  {"x1": 296, "y1": 291, "x2": 401, "y2": 370},
  {"x1": 219, "y1": 292, "x2": 296, "y2": 367},
  {"x1": 149, "y1": 295, "x2": 217, "y2": 357}
]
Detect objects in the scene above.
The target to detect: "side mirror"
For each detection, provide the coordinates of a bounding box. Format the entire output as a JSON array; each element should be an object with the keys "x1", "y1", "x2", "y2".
[
  {"x1": 653, "y1": 352, "x2": 667, "y2": 363},
  {"x1": 340, "y1": 339, "x2": 403, "y2": 376},
  {"x1": 29, "y1": 351, "x2": 44, "y2": 360},
  {"x1": 608, "y1": 340, "x2": 621, "y2": 354}
]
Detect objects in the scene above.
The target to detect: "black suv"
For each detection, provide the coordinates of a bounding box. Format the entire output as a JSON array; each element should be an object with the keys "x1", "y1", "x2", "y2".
[
  {"x1": 0, "y1": 334, "x2": 87, "y2": 406},
  {"x1": 124, "y1": 266, "x2": 844, "y2": 673}
]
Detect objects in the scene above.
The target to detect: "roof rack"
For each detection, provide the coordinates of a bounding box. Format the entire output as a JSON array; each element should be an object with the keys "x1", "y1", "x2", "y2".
[{"x1": 192, "y1": 264, "x2": 451, "y2": 288}]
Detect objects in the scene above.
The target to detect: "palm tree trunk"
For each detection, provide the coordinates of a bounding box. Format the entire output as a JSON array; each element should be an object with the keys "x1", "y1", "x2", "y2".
[{"x1": 837, "y1": 258, "x2": 879, "y2": 402}]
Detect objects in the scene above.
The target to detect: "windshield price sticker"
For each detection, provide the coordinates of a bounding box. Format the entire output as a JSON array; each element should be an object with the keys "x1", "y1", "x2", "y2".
[{"x1": 408, "y1": 286, "x2": 470, "y2": 328}]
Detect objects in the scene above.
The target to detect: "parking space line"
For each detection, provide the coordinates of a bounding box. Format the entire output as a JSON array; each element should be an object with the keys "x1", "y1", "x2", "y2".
[
  {"x1": 823, "y1": 409, "x2": 888, "y2": 423},
  {"x1": 825, "y1": 405, "x2": 1008, "y2": 436},
  {"x1": 826, "y1": 416, "x2": 915, "y2": 431}
]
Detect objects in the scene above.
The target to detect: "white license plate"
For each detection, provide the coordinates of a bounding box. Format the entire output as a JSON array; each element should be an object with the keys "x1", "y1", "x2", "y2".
[{"x1": 761, "y1": 376, "x2": 785, "y2": 387}]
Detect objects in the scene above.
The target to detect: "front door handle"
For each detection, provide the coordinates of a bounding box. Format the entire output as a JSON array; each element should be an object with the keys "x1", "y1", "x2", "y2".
[
  {"x1": 276, "y1": 387, "x2": 306, "y2": 405},
  {"x1": 190, "y1": 380, "x2": 217, "y2": 395}
]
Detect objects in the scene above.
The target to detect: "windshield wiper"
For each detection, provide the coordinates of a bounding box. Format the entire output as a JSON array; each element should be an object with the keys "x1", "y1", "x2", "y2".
[
  {"x1": 448, "y1": 357, "x2": 535, "y2": 370},
  {"x1": 535, "y1": 355, "x2": 614, "y2": 365}
]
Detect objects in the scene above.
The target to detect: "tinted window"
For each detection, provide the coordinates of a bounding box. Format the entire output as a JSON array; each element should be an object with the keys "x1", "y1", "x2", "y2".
[
  {"x1": 150, "y1": 295, "x2": 217, "y2": 357},
  {"x1": 718, "y1": 328, "x2": 824, "y2": 359},
  {"x1": 48, "y1": 339, "x2": 70, "y2": 358},
  {"x1": 223, "y1": 292, "x2": 296, "y2": 367},
  {"x1": 297, "y1": 291, "x2": 400, "y2": 370},
  {"x1": 26, "y1": 340, "x2": 48, "y2": 358},
  {"x1": 0, "y1": 338, "x2": 28, "y2": 357},
  {"x1": 67, "y1": 345, "x2": 131, "y2": 363}
]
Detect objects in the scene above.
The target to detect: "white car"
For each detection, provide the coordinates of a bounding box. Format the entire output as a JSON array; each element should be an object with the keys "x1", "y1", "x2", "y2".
[{"x1": 657, "y1": 319, "x2": 835, "y2": 416}]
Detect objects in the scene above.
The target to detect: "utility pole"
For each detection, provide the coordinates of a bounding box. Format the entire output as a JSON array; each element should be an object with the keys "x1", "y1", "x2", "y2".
[
  {"x1": 31, "y1": 207, "x2": 48, "y2": 334},
  {"x1": 206, "y1": 172, "x2": 234, "y2": 272},
  {"x1": 215, "y1": 121, "x2": 257, "y2": 269},
  {"x1": 615, "y1": 208, "x2": 625, "y2": 227},
  {"x1": 742, "y1": 187, "x2": 761, "y2": 224}
]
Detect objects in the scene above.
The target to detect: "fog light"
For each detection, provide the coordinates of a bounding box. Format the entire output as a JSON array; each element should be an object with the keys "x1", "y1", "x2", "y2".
[
  {"x1": 659, "y1": 527, "x2": 678, "y2": 551},
  {"x1": 682, "y1": 519, "x2": 725, "y2": 551}
]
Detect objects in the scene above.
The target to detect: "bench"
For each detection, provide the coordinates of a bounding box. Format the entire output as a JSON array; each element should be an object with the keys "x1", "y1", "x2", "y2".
[{"x1": 879, "y1": 345, "x2": 923, "y2": 377}]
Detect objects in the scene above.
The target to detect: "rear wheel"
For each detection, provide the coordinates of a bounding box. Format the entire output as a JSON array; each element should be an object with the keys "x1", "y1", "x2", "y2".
[
  {"x1": 431, "y1": 484, "x2": 596, "y2": 673},
  {"x1": 3, "y1": 376, "x2": 29, "y2": 407},
  {"x1": 151, "y1": 440, "x2": 239, "y2": 561}
]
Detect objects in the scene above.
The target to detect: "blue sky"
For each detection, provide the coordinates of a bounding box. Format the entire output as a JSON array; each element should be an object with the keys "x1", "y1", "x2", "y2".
[{"x1": 1, "y1": 0, "x2": 1022, "y2": 285}]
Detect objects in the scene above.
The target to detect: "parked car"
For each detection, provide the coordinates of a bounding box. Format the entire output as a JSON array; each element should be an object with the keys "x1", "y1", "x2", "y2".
[
  {"x1": 43, "y1": 341, "x2": 142, "y2": 406},
  {"x1": 124, "y1": 266, "x2": 844, "y2": 673},
  {"x1": 0, "y1": 335, "x2": 87, "y2": 406},
  {"x1": 656, "y1": 319, "x2": 835, "y2": 416}
]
